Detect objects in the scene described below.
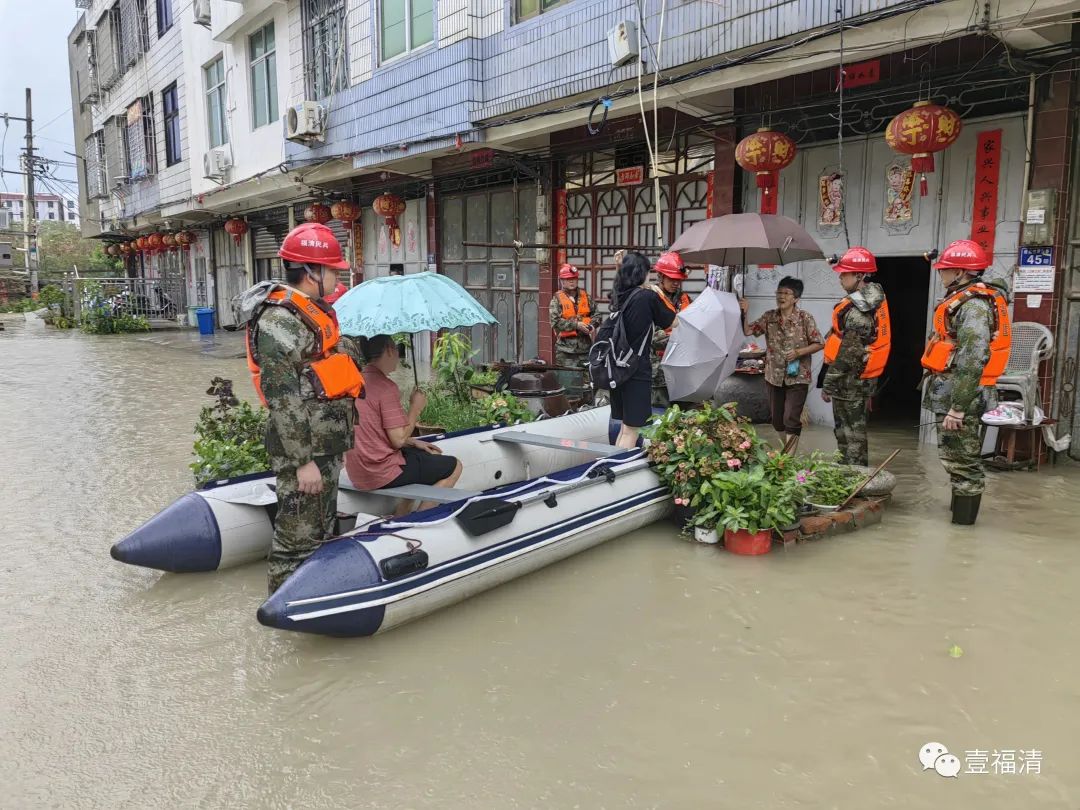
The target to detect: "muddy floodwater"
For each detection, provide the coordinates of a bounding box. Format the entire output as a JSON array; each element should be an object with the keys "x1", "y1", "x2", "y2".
[{"x1": 2, "y1": 317, "x2": 1080, "y2": 809}]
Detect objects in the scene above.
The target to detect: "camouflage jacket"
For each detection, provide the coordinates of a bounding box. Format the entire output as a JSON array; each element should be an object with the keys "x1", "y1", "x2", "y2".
[
  {"x1": 254, "y1": 304, "x2": 360, "y2": 472},
  {"x1": 822, "y1": 282, "x2": 886, "y2": 400},
  {"x1": 922, "y1": 277, "x2": 1007, "y2": 415},
  {"x1": 548, "y1": 291, "x2": 593, "y2": 357}
]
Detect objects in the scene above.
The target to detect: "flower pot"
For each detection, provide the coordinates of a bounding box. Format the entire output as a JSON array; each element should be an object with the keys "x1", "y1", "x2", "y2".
[
  {"x1": 694, "y1": 526, "x2": 720, "y2": 544},
  {"x1": 724, "y1": 528, "x2": 772, "y2": 556},
  {"x1": 414, "y1": 423, "x2": 446, "y2": 437},
  {"x1": 671, "y1": 502, "x2": 695, "y2": 528}
]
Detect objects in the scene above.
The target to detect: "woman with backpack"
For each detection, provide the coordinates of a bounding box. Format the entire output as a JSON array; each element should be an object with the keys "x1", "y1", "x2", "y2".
[{"x1": 599, "y1": 251, "x2": 677, "y2": 449}]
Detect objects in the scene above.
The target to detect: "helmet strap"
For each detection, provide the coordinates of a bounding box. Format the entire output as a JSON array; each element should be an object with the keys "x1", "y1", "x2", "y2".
[{"x1": 305, "y1": 264, "x2": 327, "y2": 299}]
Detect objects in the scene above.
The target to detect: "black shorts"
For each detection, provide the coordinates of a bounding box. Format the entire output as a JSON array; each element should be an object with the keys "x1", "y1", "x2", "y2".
[
  {"x1": 384, "y1": 446, "x2": 458, "y2": 487},
  {"x1": 609, "y1": 376, "x2": 652, "y2": 428}
]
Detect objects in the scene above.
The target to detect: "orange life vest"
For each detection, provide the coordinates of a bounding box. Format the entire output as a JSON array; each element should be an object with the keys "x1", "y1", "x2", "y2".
[
  {"x1": 822, "y1": 297, "x2": 892, "y2": 380},
  {"x1": 920, "y1": 282, "x2": 1012, "y2": 387},
  {"x1": 555, "y1": 289, "x2": 592, "y2": 339},
  {"x1": 656, "y1": 290, "x2": 692, "y2": 355},
  {"x1": 246, "y1": 286, "x2": 364, "y2": 407}
]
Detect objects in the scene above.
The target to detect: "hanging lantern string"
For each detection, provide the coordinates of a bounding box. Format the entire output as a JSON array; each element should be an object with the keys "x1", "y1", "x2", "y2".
[{"x1": 835, "y1": 1, "x2": 851, "y2": 251}]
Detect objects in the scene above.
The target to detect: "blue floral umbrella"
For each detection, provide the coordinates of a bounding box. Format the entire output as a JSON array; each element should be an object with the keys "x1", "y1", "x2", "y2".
[
  {"x1": 333, "y1": 272, "x2": 497, "y2": 384},
  {"x1": 333, "y1": 272, "x2": 497, "y2": 336}
]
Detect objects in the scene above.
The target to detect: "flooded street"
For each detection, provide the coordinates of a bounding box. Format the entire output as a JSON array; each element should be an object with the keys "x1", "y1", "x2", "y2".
[{"x1": 3, "y1": 318, "x2": 1080, "y2": 809}]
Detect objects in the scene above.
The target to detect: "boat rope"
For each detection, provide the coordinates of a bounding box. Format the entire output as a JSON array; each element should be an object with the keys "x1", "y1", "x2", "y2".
[{"x1": 374, "y1": 450, "x2": 648, "y2": 531}]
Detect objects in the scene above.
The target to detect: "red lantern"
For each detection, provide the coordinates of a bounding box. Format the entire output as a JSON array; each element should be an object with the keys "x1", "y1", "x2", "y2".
[
  {"x1": 162, "y1": 233, "x2": 178, "y2": 251},
  {"x1": 118, "y1": 242, "x2": 131, "y2": 256},
  {"x1": 224, "y1": 217, "x2": 249, "y2": 246},
  {"x1": 304, "y1": 203, "x2": 332, "y2": 224},
  {"x1": 135, "y1": 236, "x2": 148, "y2": 252},
  {"x1": 148, "y1": 233, "x2": 164, "y2": 253},
  {"x1": 735, "y1": 128, "x2": 797, "y2": 211},
  {"x1": 331, "y1": 199, "x2": 361, "y2": 224},
  {"x1": 175, "y1": 231, "x2": 192, "y2": 250},
  {"x1": 372, "y1": 193, "x2": 406, "y2": 247},
  {"x1": 885, "y1": 101, "x2": 962, "y2": 197}
]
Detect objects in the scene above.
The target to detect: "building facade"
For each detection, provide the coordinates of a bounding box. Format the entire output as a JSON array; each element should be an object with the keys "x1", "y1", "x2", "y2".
[
  {"x1": 0, "y1": 193, "x2": 80, "y2": 228},
  {"x1": 69, "y1": 0, "x2": 1080, "y2": 454}
]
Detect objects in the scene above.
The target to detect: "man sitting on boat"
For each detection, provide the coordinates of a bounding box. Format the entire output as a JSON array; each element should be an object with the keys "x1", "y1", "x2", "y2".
[{"x1": 345, "y1": 334, "x2": 462, "y2": 515}]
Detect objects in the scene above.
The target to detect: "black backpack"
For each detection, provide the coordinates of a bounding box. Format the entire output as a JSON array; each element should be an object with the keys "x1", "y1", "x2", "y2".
[{"x1": 588, "y1": 289, "x2": 651, "y2": 391}]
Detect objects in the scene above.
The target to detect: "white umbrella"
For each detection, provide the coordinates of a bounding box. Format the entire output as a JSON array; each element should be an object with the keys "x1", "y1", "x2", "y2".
[{"x1": 661, "y1": 288, "x2": 744, "y2": 402}]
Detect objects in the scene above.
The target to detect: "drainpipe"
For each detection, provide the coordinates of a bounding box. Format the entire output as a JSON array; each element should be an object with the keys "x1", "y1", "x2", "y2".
[{"x1": 1019, "y1": 73, "x2": 1036, "y2": 236}]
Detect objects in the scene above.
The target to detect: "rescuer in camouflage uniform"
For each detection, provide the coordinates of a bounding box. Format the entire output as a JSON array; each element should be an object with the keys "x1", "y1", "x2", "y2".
[
  {"x1": 649, "y1": 252, "x2": 692, "y2": 408},
  {"x1": 921, "y1": 239, "x2": 1011, "y2": 526},
  {"x1": 243, "y1": 222, "x2": 364, "y2": 593},
  {"x1": 820, "y1": 247, "x2": 889, "y2": 467},
  {"x1": 549, "y1": 263, "x2": 594, "y2": 389}
]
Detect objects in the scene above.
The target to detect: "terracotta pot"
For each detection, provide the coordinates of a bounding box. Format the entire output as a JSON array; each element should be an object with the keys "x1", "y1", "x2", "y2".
[{"x1": 724, "y1": 528, "x2": 772, "y2": 555}]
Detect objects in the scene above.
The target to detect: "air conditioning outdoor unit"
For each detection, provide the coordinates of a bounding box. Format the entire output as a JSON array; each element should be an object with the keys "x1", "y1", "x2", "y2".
[
  {"x1": 203, "y1": 147, "x2": 232, "y2": 180},
  {"x1": 193, "y1": 0, "x2": 211, "y2": 27},
  {"x1": 284, "y1": 101, "x2": 326, "y2": 144}
]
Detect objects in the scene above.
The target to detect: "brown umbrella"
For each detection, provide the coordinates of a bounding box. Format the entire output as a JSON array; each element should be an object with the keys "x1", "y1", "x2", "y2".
[{"x1": 670, "y1": 213, "x2": 825, "y2": 266}]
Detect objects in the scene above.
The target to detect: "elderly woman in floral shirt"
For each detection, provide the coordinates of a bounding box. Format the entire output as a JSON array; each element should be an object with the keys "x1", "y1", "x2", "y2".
[{"x1": 739, "y1": 276, "x2": 824, "y2": 452}]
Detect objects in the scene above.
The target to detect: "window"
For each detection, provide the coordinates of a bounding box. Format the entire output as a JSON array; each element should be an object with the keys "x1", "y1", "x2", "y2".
[
  {"x1": 68, "y1": 200, "x2": 76, "y2": 208},
  {"x1": 84, "y1": 130, "x2": 107, "y2": 198},
  {"x1": 249, "y1": 23, "x2": 278, "y2": 129},
  {"x1": 302, "y1": 0, "x2": 348, "y2": 99},
  {"x1": 119, "y1": 0, "x2": 150, "y2": 68},
  {"x1": 155, "y1": 0, "x2": 172, "y2": 36},
  {"x1": 380, "y1": 0, "x2": 433, "y2": 61},
  {"x1": 517, "y1": 0, "x2": 569, "y2": 20},
  {"x1": 204, "y1": 57, "x2": 227, "y2": 148},
  {"x1": 48, "y1": 201, "x2": 55, "y2": 209},
  {"x1": 49, "y1": 213, "x2": 56, "y2": 220},
  {"x1": 162, "y1": 83, "x2": 181, "y2": 166},
  {"x1": 124, "y1": 97, "x2": 156, "y2": 179}
]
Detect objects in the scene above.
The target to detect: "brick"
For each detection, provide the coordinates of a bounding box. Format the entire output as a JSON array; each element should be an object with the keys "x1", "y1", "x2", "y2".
[
  {"x1": 799, "y1": 515, "x2": 832, "y2": 535},
  {"x1": 830, "y1": 510, "x2": 853, "y2": 525}
]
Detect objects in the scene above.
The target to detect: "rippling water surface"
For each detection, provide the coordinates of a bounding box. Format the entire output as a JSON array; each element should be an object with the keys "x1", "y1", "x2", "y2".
[{"x1": 2, "y1": 317, "x2": 1078, "y2": 808}]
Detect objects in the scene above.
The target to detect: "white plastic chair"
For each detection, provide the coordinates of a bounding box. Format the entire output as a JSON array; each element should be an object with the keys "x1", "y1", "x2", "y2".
[{"x1": 996, "y1": 322, "x2": 1053, "y2": 421}]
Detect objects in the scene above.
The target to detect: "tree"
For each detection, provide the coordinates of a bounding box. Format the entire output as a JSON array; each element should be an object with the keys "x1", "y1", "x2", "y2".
[{"x1": 35, "y1": 221, "x2": 121, "y2": 279}]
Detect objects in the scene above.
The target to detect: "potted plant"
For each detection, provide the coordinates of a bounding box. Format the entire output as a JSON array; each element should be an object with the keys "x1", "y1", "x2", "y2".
[
  {"x1": 798, "y1": 451, "x2": 864, "y2": 511},
  {"x1": 643, "y1": 402, "x2": 761, "y2": 528},
  {"x1": 690, "y1": 466, "x2": 805, "y2": 555}
]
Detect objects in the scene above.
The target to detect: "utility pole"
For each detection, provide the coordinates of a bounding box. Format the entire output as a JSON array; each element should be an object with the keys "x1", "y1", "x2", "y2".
[{"x1": 21, "y1": 87, "x2": 37, "y2": 297}]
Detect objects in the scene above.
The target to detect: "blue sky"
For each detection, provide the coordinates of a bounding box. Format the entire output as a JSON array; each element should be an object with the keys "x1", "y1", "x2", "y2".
[{"x1": 0, "y1": 0, "x2": 84, "y2": 198}]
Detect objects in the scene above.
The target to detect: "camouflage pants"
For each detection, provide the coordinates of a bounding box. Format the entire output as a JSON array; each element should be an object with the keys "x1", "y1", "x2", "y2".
[
  {"x1": 832, "y1": 396, "x2": 869, "y2": 467},
  {"x1": 937, "y1": 413, "x2": 986, "y2": 496},
  {"x1": 555, "y1": 350, "x2": 587, "y2": 370},
  {"x1": 267, "y1": 455, "x2": 341, "y2": 594},
  {"x1": 555, "y1": 350, "x2": 589, "y2": 395}
]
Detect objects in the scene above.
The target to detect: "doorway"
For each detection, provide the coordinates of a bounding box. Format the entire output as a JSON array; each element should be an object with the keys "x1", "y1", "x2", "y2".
[{"x1": 872, "y1": 257, "x2": 931, "y2": 422}]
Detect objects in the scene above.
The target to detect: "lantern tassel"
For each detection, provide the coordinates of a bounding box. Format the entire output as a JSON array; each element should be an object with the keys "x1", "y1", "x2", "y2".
[{"x1": 919, "y1": 174, "x2": 929, "y2": 197}]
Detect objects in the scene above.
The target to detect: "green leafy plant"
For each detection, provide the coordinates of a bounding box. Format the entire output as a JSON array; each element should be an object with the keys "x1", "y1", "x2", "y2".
[
  {"x1": 80, "y1": 309, "x2": 151, "y2": 334},
  {"x1": 643, "y1": 402, "x2": 763, "y2": 506},
  {"x1": 418, "y1": 386, "x2": 482, "y2": 432},
  {"x1": 432, "y1": 332, "x2": 479, "y2": 404},
  {"x1": 691, "y1": 466, "x2": 806, "y2": 534},
  {"x1": 190, "y1": 377, "x2": 270, "y2": 486},
  {"x1": 797, "y1": 451, "x2": 863, "y2": 506},
  {"x1": 476, "y1": 391, "x2": 534, "y2": 426}
]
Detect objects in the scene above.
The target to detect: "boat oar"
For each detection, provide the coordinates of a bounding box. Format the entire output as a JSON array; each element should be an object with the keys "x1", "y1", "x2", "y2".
[{"x1": 837, "y1": 449, "x2": 901, "y2": 511}]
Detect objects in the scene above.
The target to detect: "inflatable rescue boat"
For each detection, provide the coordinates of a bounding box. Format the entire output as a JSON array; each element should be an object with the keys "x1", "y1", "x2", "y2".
[{"x1": 112, "y1": 407, "x2": 668, "y2": 582}]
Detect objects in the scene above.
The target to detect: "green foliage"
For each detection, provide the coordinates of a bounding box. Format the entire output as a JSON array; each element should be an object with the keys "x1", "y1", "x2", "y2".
[
  {"x1": 190, "y1": 377, "x2": 270, "y2": 486},
  {"x1": 78, "y1": 280, "x2": 150, "y2": 334},
  {"x1": 0, "y1": 298, "x2": 40, "y2": 314},
  {"x1": 476, "y1": 391, "x2": 534, "y2": 426},
  {"x1": 797, "y1": 451, "x2": 863, "y2": 506},
  {"x1": 37, "y1": 284, "x2": 66, "y2": 308},
  {"x1": 43, "y1": 311, "x2": 74, "y2": 329},
  {"x1": 36, "y1": 221, "x2": 121, "y2": 276},
  {"x1": 418, "y1": 386, "x2": 482, "y2": 432},
  {"x1": 432, "y1": 332, "x2": 479, "y2": 404},
  {"x1": 691, "y1": 465, "x2": 805, "y2": 534}
]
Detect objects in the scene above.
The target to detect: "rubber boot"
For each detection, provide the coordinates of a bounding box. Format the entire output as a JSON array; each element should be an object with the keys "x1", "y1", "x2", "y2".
[{"x1": 951, "y1": 493, "x2": 982, "y2": 526}]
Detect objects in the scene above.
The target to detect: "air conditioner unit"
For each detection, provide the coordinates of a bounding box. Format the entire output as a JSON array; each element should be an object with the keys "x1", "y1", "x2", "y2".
[
  {"x1": 203, "y1": 147, "x2": 232, "y2": 180},
  {"x1": 284, "y1": 101, "x2": 326, "y2": 144},
  {"x1": 193, "y1": 0, "x2": 211, "y2": 27}
]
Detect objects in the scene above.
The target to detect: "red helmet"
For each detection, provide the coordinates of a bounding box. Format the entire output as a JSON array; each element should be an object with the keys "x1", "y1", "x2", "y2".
[
  {"x1": 278, "y1": 222, "x2": 350, "y2": 269},
  {"x1": 654, "y1": 251, "x2": 688, "y2": 280},
  {"x1": 831, "y1": 246, "x2": 878, "y2": 274},
  {"x1": 323, "y1": 283, "x2": 348, "y2": 304},
  {"x1": 934, "y1": 239, "x2": 988, "y2": 272},
  {"x1": 558, "y1": 264, "x2": 579, "y2": 280}
]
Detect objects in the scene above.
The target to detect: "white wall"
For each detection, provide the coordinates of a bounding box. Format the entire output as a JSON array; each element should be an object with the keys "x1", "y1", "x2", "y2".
[
  {"x1": 186, "y1": 1, "x2": 292, "y2": 198},
  {"x1": 741, "y1": 113, "x2": 1028, "y2": 427}
]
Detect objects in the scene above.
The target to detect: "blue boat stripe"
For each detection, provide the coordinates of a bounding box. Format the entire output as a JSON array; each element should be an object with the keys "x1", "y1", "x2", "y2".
[{"x1": 287, "y1": 488, "x2": 669, "y2": 621}]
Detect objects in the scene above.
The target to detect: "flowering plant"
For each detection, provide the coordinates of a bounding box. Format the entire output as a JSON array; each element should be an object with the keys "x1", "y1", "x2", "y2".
[
  {"x1": 690, "y1": 465, "x2": 806, "y2": 534},
  {"x1": 643, "y1": 403, "x2": 762, "y2": 506},
  {"x1": 476, "y1": 391, "x2": 534, "y2": 426}
]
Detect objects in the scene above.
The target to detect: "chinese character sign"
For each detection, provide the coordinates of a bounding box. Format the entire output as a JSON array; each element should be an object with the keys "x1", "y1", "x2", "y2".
[
  {"x1": 554, "y1": 189, "x2": 568, "y2": 267},
  {"x1": 818, "y1": 172, "x2": 844, "y2": 226},
  {"x1": 970, "y1": 130, "x2": 1002, "y2": 262}
]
